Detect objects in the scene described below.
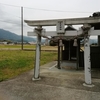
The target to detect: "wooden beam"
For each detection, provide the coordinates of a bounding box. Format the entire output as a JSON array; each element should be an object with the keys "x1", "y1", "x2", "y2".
[{"x1": 25, "y1": 17, "x2": 100, "y2": 26}]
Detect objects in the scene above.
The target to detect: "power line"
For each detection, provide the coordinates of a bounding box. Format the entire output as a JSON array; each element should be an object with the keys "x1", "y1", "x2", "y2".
[
  {"x1": 0, "y1": 19, "x2": 20, "y2": 25},
  {"x1": 24, "y1": 7, "x2": 92, "y2": 14},
  {"x1": 0, "y1": 4, "x2": 21, "y2": 19},
  {"x1": 0, "y1": 19, "x2": 34, "y2": 30},
  {"x1": 0, "y1": 2, "x2": 93, "y2": 14},
  {"x1": 0, "y1": 3, "x2": 20, "y2": 8},
  {"x1": 1, "y1": 10, "x2": 21, "y2": 19}
]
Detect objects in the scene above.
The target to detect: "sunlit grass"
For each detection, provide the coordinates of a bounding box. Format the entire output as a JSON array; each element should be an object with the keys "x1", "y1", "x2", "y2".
[{"x1": 0, "y1": 50, "x2": 57, "y2": 81}]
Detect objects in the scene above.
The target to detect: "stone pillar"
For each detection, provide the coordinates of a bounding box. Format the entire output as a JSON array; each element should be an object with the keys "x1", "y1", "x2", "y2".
[
  {"x1": 57, "y1": 39, "x2": 61, "y2": 69},
  {"x1": 84, "y1": 35, "x2": 91, "y2": 84},
  {"x1": 32, "y1": 26, "x2": 42, "y2": 81},
  {"x1": 83, "y1": 35, "x2": 94, "y2": 87}
]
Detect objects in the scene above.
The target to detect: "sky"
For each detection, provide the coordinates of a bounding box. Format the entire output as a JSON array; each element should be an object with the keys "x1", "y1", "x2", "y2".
[{"x1": 0, "y1": 0, "x2": 100, "y2": 38}]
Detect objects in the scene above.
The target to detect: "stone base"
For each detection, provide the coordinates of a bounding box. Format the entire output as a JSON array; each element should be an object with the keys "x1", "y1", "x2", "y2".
[
  {"x1": 83, "y1": 83, "x2": 95, "y2": 87},
  {"x1": 32, "y1": 77, "x2": 41, "y2": 81}
]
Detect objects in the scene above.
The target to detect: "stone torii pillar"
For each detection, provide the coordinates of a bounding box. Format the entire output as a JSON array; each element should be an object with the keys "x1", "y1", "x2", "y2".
[
  {"x1": 32, "y1": 26, "x2": 42, "y2": 81},
  {"x1": 82, "y1": 25, "x2": 94, "y2": 87},
  {"x1": 84, "y1": 35, "x2": 91, "y2": 85}
]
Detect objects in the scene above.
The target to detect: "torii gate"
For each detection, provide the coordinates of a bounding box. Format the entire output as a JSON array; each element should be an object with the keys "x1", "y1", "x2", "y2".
[{"x1": 25, "y1": 17, "x2": 100, "y2": 87}]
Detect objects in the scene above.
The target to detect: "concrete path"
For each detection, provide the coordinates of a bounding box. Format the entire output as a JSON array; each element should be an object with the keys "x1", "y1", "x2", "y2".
[{"x1": 0, "y1": 61, "x2": 100, "y2": 100}]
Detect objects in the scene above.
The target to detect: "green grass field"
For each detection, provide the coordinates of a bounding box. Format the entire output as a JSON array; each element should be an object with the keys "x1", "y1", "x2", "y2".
[
  {"x1": 0, "y1": 44, "x2": 36, "y2": 49},
  {"x1": 0, "y1": 44, "x2": 58, "y2": 50},
  {"x1": 0, "y1": 50, "x2": 57, "y2": 81}
]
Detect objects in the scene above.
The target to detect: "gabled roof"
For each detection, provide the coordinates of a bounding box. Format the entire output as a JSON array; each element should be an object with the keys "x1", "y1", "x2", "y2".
[{"x1": 65, "y1": 25, "x2": 76, "y2": 31}]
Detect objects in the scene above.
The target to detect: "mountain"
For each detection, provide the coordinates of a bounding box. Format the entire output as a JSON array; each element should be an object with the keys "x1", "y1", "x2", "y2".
[
  {"x1": 80, "y1": 38, "x2": 97, "y2": 45},
  {"x1": 90, "y1": 38, "x2": 97, "y2": 44},
  {"x1": 0, "y1": 29, "x2": 36, "y2": 42}
]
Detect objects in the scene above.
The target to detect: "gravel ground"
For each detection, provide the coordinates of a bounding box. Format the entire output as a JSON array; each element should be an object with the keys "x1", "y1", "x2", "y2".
[{"x1": 0, "y1": 61, "x2": 100, "y2": 100}]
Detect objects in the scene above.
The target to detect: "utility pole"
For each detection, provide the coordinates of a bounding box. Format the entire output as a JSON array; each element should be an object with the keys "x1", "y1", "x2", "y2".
[{"x1": 21, "y1": 7, "x2": 23, "y2": 50}]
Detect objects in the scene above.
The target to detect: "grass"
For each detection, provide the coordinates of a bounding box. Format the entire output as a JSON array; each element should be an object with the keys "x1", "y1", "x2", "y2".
[
  {"x1": 0, "y1": 44, "x2": 58, "y2": 50},
  {"x1": 0, "y1": 50, "x2": 57, "y2": 81},
  {"x1": 0, "y1": 44, "x2": 36, "y2": 49}
]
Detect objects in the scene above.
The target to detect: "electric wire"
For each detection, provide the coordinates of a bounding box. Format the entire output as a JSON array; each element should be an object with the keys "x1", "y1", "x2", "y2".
[
  {"x1": 0, "y1": 2, "x2": 93, "y2": 14},
  {"x1": 0, "y1": 19, "x2": 33, "y2": 31}
]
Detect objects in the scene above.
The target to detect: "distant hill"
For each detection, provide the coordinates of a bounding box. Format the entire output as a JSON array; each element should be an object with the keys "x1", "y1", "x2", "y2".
[
  {"x1": 80, "y1": 38, "x2": 97, "y2": 45},
  {"x1": 0, "y1": 29, "x2": 37, "y2": 42},
  {"x1": 90, "y1": 38, "x2": 97, "y2": 44}
]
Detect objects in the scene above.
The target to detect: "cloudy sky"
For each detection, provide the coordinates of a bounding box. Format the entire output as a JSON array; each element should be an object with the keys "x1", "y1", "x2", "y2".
[{"x1": 0, "y1": 0, "x2": 100, "y2": 36}]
